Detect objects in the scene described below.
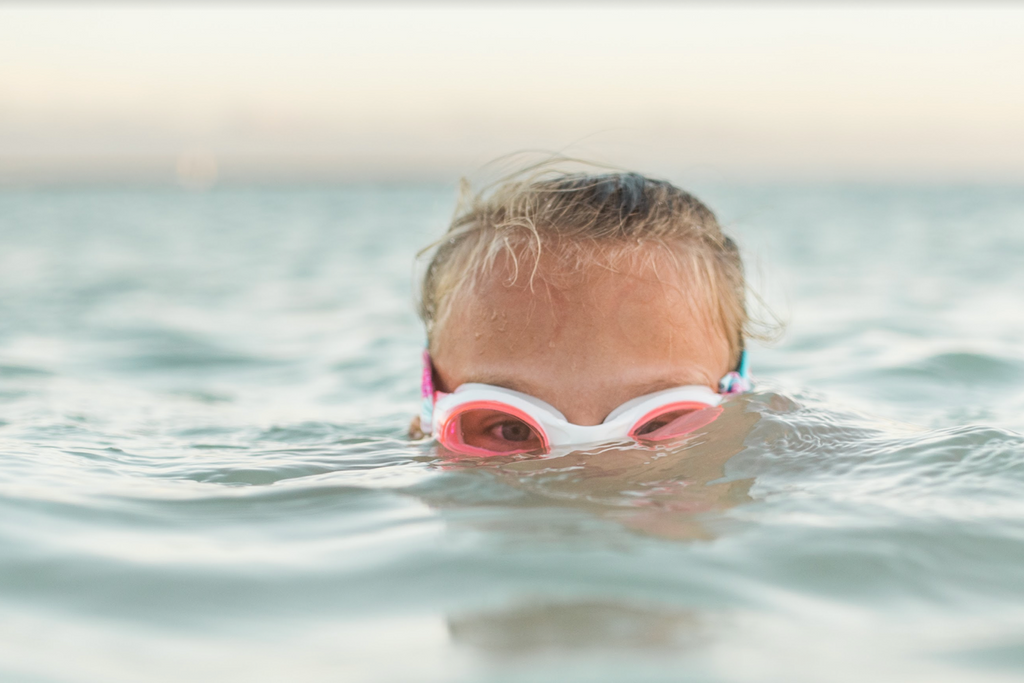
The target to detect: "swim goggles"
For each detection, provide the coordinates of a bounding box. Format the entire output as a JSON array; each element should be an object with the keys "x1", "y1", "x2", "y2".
[{"x1": 419, "y1": 350, "x2": 751, "y2": 457}]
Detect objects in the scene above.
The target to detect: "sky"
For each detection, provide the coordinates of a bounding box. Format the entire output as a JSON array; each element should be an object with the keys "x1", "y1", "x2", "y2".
[{"x1": 2, "y1": 3, "x2": 1024, "y2": 184}]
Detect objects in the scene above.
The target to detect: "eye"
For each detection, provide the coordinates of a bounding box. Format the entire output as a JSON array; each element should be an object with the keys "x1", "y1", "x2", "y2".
[
  {"x1": 442, "y1": 407, "x2": 545, "y2": 455},
  {"x1": 632, "y1": 404, "x2": 724, "y2": 442},
  {"x1": 491, "y1": 419, "x2": 534, "y2": 442},
  {"x1": 633, "y1": 413, "x2": 693, "y2": 436}
]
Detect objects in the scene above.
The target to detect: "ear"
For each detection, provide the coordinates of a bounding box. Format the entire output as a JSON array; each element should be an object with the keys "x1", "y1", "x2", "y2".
[{"x1": 408, "y1": 415, "x2": 425, "y2": 440}]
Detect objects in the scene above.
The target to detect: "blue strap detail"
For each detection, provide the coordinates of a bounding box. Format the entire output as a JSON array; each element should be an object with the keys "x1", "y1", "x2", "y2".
[{"x1": 718, "y1": 350, "x2": 752, "y2": 394}]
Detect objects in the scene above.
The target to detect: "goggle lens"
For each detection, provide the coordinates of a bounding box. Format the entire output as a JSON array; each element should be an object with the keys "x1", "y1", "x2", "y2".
[
  {"x1": 631, "y1": 403, "x2": 724, "y2": 443},
  {"x1": 439, "y1": 406, "x2": 546, "y2": 456}
]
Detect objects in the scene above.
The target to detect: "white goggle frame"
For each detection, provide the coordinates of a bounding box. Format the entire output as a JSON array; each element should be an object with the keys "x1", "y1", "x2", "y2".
[{"x1": 432, "y1": 383, "x2": 723, "y2": 455}]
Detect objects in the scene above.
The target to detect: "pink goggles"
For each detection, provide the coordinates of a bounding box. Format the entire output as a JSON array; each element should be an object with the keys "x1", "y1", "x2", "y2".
[{"x1": 420, "y1": 351, "x2": 750, "y2": 457}]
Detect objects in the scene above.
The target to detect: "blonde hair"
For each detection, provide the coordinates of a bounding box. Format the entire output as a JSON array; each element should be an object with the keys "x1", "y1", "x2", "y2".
[{"x1": 418, "y1": 161, "x2": 768, "y2": 367}]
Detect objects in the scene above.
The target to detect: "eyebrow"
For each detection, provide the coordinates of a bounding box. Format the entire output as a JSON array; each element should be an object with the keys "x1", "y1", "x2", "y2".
[
  {"x1": 624, "y1": 378, "x2": 702, "y2": 396},
  {"x1": 462, "y1": 373, "x2": 540, "y2": 396}
]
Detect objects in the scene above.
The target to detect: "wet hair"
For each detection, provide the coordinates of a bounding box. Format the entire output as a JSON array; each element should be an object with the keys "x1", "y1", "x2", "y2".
[{"x1": 418, "y1": 161, "x2": 766, "y2": 367}]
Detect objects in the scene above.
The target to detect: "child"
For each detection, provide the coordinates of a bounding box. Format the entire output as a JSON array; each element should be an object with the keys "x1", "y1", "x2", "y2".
[{"x1": 412, "y1": 164, "x2": 754, "y2": 456}]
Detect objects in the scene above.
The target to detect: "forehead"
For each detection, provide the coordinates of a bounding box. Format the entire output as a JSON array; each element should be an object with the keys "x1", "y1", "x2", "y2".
[{"x1": 465, "y1": 248, "x2": 703, "y2": 333}]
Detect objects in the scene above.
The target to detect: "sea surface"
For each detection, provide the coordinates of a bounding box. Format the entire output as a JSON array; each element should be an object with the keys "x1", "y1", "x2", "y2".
[{"x1": 1, "y1": 183, "x2": 1023, "y2": 682}]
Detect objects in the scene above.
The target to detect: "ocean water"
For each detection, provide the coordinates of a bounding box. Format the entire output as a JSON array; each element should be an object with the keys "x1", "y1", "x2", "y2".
[{"x1": 1, "y1": 184, "x2": 1023, "y2": 683}]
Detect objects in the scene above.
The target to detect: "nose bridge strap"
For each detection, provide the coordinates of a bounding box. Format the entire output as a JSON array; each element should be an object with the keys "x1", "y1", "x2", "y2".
[{"x1": 543, "y1": 418, "x2": 633, "y2": 447}]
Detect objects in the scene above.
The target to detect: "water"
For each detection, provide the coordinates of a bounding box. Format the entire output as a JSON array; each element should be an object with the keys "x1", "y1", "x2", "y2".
[{"x1": 1, "y1": 184, "x2": 1023, "y2": 682}]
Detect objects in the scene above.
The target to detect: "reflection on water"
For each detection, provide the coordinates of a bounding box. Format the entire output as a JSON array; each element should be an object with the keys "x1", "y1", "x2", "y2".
[
  {"x1": 433, "y1": 398, "x2": 762, "y2": 540},
  {"x1": 448, "y1": 599, "x2": 702, "y2": 656}
]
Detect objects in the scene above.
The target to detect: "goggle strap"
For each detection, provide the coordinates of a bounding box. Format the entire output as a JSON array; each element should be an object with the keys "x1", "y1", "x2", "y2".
[
  {"x1": 420, "y1": 348, "x2": 435, "y2": 436},
  {"x1": 718, "y1": 350, "x2": 752, "y2": 395}
]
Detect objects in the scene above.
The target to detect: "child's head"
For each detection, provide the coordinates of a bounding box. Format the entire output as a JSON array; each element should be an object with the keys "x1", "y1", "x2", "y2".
[{"x1": 418, "y1": 165, "x2": 752, "y2": 440}]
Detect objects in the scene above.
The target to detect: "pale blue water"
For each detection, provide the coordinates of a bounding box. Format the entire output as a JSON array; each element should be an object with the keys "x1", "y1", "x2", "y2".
[{"x1": 1, "y1": 184, "x2": 1023, "y2": 682}]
